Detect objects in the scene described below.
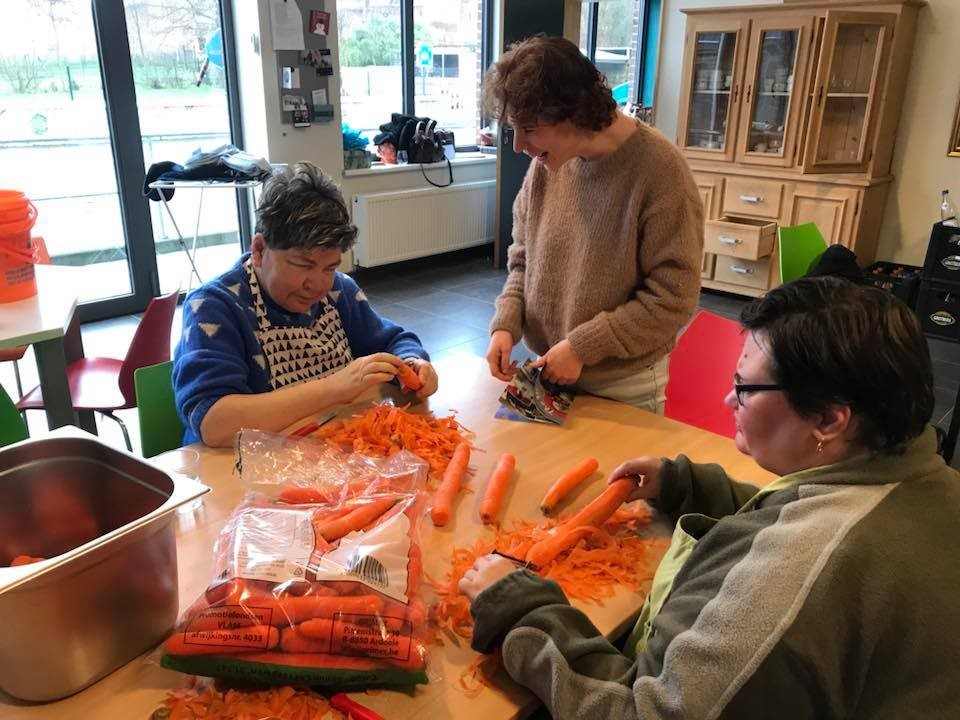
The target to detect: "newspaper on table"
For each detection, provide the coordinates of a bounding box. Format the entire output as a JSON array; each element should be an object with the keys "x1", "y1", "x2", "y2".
[{"x1": 496, "y1": 360, "x2": 575, "y2": 425}]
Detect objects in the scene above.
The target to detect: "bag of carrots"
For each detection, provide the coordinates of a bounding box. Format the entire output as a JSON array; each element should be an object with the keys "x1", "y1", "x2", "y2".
[
  {"x1": 235, "y1": 429, "x2": 429, "y2": 505},
  {"x1": 161, "y1": 445, "x2": 432, "y2": 688}
]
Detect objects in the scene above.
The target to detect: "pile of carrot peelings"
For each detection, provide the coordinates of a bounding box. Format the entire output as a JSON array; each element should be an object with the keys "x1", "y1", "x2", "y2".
[
  {"x1": 315, "y1": 404, "x2": 473, "y2": 480},
  {"x1": 151, "y1": 677, "x2": 344, "y2": 720},
  {"x1": 428, "y1": 505, "x2": 667, "y2": 694}
]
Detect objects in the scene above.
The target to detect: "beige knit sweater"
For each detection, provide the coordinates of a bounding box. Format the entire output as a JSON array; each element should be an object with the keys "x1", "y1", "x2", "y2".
[{"x1": 490, "y1": 121, "x2": 704, "y2": 383}]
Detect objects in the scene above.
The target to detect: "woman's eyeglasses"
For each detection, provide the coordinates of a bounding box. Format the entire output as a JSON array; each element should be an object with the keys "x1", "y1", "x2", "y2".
[{"x1": 733, "y1": 382, "x2": 782, "y2": 406}]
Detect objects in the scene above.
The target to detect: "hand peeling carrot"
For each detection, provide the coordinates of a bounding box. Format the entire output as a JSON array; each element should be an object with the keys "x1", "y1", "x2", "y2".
[
  {"x1": 431, "y1": 442, "x2": 471, "y2": 527},
  {"x1": 396, "y1": 362, "x2": 423, "y2": 391},
  {"x1": 540, "y1": 457, "x2": 599, "y2": 515},
  {"x1": 561, "y1": 477, "x2": 634, "y2": 530},
  {"x1": 479, "y1": 453, "x2": 516, "y2": 524}
]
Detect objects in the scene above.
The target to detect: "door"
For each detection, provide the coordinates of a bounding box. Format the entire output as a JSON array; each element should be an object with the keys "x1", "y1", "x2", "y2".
[
  {"x1": 676, "y1": 15, "x2": 748, "y2": 163},
  {"x1": 0, "y1": 0, "x2": 243, "y2": 320},
  {"x1": 802, "y1": 11, "x2": 895, "y2": 174},
  {"x1": 784, "y1": 183, "x2": 860, "y2": 248},
  {"x1": 735, "y1": 15, "x2": 814, "y2": 168}
]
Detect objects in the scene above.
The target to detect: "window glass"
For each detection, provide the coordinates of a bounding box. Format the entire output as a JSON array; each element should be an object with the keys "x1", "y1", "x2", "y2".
[{"x1": 337, "y1": 0, "x2": 403, "y2": 140}]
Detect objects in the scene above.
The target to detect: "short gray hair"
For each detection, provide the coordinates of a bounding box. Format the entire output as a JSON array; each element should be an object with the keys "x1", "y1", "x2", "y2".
[{"x1": 255, "y1": 161, "x2": 358, "y2": 251}]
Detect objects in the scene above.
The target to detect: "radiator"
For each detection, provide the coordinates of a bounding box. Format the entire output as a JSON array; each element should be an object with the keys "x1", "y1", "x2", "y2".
[{"x1": 351, "y1": 180, "x2": 496, "y2": 267}]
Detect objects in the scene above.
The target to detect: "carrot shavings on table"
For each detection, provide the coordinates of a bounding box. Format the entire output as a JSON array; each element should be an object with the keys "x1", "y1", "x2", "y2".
[
  {"x1": 315, "y1": 404, "x2": 474, "y2": 481},
  {"x1": 428, "y1": 503, "x2": 666, "y2": 641},
  {"x1": 154, "y1": 677, "x2": 345, "y2": 720}
]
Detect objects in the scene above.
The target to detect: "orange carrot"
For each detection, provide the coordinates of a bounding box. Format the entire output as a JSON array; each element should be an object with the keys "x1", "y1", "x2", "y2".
[
  {"x1": 479, "y1": 453, "x2": 516, "y2": 524},
  {"x1": 164, "y1": 625, "x2": 279, "y2": 656},
  {"x1": 431, "y1": 442, "x2": 471, "y2": 527},
  {"x1": 540, "y1": 457, "x2": 599, "y2": 515},
  {"x1": 316, "y1": 497, "x2": 398, "y2": 541},
  {"x1": 562, "y1": 477, "x2": 635, "y2": 530},
  {"x1": 278, "y1": 486, "x2": 330, "y2": 504},
  {"x1": 252, "y1": 593, "x2": 386, "y2": 626},
  {"x1": 396, "y1": 363, "x2": 423, "y2": 391},
  {"x1": 525, "y1": 526, "x2": 597, "y2": 568},
  {"x1": 159, "y1": 678, "x2": 336, "y2": 720},
  {"x1": 9, "y1": 555, "x2": 45, "y2": 566}
]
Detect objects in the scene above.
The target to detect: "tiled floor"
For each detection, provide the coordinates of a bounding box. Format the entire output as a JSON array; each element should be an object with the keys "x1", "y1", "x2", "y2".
[{"x1": 5, "y1": 244, "x2": 960, "y2": 465}]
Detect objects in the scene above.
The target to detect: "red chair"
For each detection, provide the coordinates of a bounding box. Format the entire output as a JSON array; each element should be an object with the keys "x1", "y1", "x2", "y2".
[
  {"x1": 17, "y1": 289, "x2": 180, "y2": 451},
  {"x1": 664, "y1": 310, "x2": 745, "y2": 438}
]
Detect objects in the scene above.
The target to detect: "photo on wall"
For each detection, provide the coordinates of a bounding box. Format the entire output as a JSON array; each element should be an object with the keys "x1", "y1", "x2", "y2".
[{"x1": 310, "y1": 10, "x2": 331, "y2": 36}]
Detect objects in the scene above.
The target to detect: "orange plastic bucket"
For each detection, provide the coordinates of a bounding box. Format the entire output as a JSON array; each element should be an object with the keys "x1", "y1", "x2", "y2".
[{"x1": 0, "y1": 191, "x2": 39, "y2": 303}]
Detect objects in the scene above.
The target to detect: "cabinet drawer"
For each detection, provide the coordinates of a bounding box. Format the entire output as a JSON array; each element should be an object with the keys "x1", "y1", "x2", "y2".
[
  {"x1": 704, "y1": 217, "x2": 776, "y2": 260},
  {"x1": 713, "y1": 254, "x2": 771, "y2": 290},
  {"x1": 701, "y1": 252, "x2": 716, "y2": 280},
  {"x1": 722, "y1": 177, "x2": 785, "y2": 219}
]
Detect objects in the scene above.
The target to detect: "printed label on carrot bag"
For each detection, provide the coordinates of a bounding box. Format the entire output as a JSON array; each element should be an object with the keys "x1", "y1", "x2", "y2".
[
  {"x1": 312, "y1": 505, "x2": 412, "y2": 602},
  {"x1": 331, "y1": 612, "x2": 413, "y2": 662},
  {"x1": 220, "y1": 507, "x2": 316, "y2": 583},
  {"x1": 181, "y1": 625, "x2": 274, "y2": 650}
]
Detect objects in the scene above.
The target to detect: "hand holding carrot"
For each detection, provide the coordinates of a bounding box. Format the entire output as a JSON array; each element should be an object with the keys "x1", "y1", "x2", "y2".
[
  {"x1": 609, "y1": 456, "x2": 663, "y2": 502},
  {"x1": 530, "y1": 339, "x2": 583, "y2": 385},
  {"x1": 486, "y1": 330, "x2": 519, "y2": 381},
  {"x1": 400, "y1": 358, "x2": 439, "y2": 400},
  {"x1": 327, "y1": 353, "x2": 403, "y2": 404}
]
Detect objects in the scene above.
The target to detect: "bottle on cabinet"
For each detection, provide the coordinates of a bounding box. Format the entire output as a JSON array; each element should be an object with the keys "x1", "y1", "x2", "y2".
[{"x1": 940, "y1": 189, "x2": 959, "y2": 227}]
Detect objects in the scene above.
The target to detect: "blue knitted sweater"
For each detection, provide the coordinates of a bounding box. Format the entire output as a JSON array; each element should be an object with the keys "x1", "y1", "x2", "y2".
[{"x1": 173, "y1": 255, "x2": 427, "y2": 444}]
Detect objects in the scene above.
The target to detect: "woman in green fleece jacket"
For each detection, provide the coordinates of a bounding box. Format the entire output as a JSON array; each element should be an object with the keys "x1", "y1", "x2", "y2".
[
  {"x1": 483, "y1": 36, "x2": 703, "y2": 413},
  {"x1": 461, "y1": 277, "x2": 960, "y2": 720}
]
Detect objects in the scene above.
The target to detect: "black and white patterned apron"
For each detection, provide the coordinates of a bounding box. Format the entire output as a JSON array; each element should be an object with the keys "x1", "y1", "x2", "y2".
[{"x1": 245, "y1": 259, "x2": 353, "y2": 389}]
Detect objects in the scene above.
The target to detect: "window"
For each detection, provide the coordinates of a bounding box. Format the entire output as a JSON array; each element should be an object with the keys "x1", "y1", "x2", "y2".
[
  {"x1": 338, "y1": 0, "x2": 485, "y2": 148},
  {"x1": 579, "y1": 0, "x2": 662, "y2": 118}
]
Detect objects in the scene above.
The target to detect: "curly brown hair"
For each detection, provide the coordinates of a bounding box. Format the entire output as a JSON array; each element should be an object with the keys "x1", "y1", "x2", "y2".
[{"x1": 482, "y1": 35, "x2": 617, "y2": 131}]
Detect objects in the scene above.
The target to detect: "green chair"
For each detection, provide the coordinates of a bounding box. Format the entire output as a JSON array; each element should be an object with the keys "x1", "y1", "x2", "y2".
[
  {"x1": 0, "y1": 384, "x2": 29, "y2": 448},
  {"x1": 778, "y1": 222, "x2": 828, "y2": 284},
  {"x1": 134, "y1": 361, "x2": 183, "y2": 458}
]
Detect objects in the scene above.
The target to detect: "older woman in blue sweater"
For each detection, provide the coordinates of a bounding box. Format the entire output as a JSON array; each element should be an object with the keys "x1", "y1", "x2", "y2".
[{"x1": 173, "y1": 162, "x2": 437, "y2": 447}]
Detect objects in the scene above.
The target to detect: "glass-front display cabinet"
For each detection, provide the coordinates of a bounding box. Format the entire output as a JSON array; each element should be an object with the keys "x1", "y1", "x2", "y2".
[
  {"x1": 676, "y1": 17, "x2": 747, "y2": 163},
  {"x1": 735, "y1": 16, "x2": 814, "y2": 167},
  {"x1": 804, "y1": 12, "x2": 895, "y2": 172}
]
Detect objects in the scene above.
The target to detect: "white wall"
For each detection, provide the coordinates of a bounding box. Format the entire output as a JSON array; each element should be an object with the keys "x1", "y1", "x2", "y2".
[{"x1": 653, "y1": 0, "x2": 960, "y2": 265}]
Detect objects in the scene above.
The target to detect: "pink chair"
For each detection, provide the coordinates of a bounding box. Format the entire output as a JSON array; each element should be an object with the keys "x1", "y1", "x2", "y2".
[
  {"x1": 17, "y1": 289, "x2": 180, "y2": 450},
  {"x1": 664, "y1": 310, "x2": 745, "y2": 439}
]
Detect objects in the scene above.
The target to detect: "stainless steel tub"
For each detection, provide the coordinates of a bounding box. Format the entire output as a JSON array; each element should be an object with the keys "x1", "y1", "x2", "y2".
[{"x1": 0, "y1": 428, "x2": 208, "y2": 702}]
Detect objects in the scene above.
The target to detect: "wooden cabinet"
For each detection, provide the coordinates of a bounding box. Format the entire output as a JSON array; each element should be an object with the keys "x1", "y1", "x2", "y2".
[{"x1": 678, "y1": 0, "x2": 921, "y2": 297}]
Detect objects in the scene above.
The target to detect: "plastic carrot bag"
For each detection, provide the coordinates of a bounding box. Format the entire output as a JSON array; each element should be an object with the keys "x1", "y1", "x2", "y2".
[
  {"x1": 162, "y1": 442, "x2": 431, "y2": 688},
  {"x1": 235, "y1": 428, "x2": 428, "y2": 504}
]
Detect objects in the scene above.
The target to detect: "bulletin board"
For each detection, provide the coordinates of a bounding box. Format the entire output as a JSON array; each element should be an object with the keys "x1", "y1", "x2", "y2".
[{"x1": 270, "y1": 0, "x2": 336, "y2": 126}]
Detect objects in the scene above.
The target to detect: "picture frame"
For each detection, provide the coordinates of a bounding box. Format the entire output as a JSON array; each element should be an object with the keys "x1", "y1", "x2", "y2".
[{"x1": 950, "y1": 92, "x2": 960, "y2": 158}]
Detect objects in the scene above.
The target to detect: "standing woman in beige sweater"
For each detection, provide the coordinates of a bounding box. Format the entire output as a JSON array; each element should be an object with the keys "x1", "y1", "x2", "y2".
[{"x1": 485, "y1": 36, "x2": 704, "y2": 412}]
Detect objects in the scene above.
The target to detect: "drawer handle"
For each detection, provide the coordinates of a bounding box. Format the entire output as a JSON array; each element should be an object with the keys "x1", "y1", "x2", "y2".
[
  {"x1": 738, "y1": 194, "x2": 762, "y2": 203},
  {"x1": 718, "y1": 235, "x2": 742, "y2": 245},
  {"x1": 730, "y1": 265, "x2": 753, "y2": 275}
]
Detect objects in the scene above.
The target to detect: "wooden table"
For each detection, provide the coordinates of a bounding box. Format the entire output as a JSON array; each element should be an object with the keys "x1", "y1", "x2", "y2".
[
  {"x1": 0, "y1": 265, "x2": 94, "y2": 432},
  {"x1": 0, "y1": 355, "x2": 774, "y2": 719}
]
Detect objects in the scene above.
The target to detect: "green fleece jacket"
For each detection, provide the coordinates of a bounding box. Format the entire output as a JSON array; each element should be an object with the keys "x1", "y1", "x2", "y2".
[{"x1": 469, "y1": 427, "x2": 960, "y2": 719}]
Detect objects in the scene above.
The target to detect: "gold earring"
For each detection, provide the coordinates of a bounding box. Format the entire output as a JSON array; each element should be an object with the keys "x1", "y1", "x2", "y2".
[{"x1": 816, "y1": 439, "x2": 824, "y2": 454}]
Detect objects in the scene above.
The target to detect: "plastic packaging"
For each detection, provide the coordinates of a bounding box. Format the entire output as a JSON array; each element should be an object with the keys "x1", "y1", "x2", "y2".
[
  {"x1": 161, "y1": 433, "x2": 431, "y2": 687},
  {"x1": 940, "y1": 189, "x2": 959, "y2": 227}
]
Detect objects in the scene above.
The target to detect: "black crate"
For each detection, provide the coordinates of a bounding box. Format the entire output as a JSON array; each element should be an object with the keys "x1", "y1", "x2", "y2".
[
  {"x1": 922, "y1": 222, "x2": 960, "y2": 283},
  {"x1": 916, "y1": 280, "x2": 960, "y2": 341},
  {"x1": 863, "y1": 261, "x2": 922, "y2": 309}
]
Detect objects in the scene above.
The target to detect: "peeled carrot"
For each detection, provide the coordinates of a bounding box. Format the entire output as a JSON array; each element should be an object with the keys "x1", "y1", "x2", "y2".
[
  {"x1": 164, "y1": 625, "x2": 279, "y2": 656},
  {"x1": 479, "y1": 453, "x2": 516, "y2": 524},
  {"x1": 525, "y1": 526, "x2": 597, "y2": 568},
  {"x1": 396, "y1": 363, "x2": 423, "y2": 391},
  {"x1": 540, "y1": 457, "x2": 599, "y2": 515},
  {"x1": 562, "y1": 478, "x2": 635, "y2": 529},
  {"x1": 431, "y1": 442, "x2": 471, "y2": 527},
  {"x1": 316, "y1": 497, "x2": 398, "y2": 541}
]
